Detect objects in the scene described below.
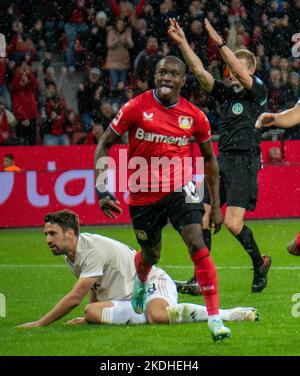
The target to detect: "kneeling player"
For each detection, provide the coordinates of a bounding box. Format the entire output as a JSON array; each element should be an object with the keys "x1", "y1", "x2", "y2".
[{"x1": 18, "y1": 210, "x2": 259, "y2": 339}]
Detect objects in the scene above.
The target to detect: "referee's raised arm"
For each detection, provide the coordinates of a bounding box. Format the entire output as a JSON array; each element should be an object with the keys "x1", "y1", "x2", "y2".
[
  {"x1": 203, "y1": 18, "x2": 253, "y2": 90},
  {"x1": 168, "y1": 18, "x2": 214, "y2": 93}
]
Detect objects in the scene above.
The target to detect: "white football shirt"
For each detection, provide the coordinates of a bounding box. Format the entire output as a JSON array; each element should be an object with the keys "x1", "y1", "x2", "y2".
[{"x1": 65, "y1": 233, "x2": 163, "y2": 302}]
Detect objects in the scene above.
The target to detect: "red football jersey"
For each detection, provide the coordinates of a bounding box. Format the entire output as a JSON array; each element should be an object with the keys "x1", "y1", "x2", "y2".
[{"x1": 110, "y1": 90, "x2": 211, "y2": 205}]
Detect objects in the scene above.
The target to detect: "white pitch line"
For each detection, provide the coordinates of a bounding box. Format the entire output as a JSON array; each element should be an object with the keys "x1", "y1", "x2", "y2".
[
  {"x1": 0, "y1": 264, "x2": 66, "y2": 268},
  {"x1": 0, "y1": 264, "x2": 300, "y2": 270},
  {"x1": 164, "y1": 265, "x2": 300, "y2": 270}
]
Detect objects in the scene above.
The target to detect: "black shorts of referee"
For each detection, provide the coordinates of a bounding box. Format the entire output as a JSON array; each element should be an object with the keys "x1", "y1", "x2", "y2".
[{"x1": 203, "y1": 152, "x2": 261, "y2": 211}]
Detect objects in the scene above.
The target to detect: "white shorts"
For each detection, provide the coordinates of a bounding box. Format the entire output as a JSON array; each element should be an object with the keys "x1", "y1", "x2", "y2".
[
  {"x1": 110, "y1": 268, "x2": 178, "y2": 308},
  {"x1": 145, "y1": 267, "x2": 178, "y2": 307}
]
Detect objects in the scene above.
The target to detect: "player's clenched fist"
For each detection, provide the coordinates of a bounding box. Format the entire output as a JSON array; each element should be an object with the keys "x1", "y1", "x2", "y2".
[{"x1": 98, "y1": 192, "x2": 123, "y2": 219}]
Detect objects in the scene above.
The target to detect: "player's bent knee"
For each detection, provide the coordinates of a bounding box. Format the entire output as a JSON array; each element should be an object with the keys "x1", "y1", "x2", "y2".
[
  {"x1": 84, "y1": 304, "x2": 94, "y2": 322},
  {"x1": 142, "y1": 244, "x2": 161, "y2": 264},
  {"x1": 224, "y1": 218, "x2": 242, "y2": 235},
  {"x1": 84, "y1": 304, "x2": 100, "y2": 324},
  {"x1": 181, "y1": 225, "x2": 206, "y2": 253},
  {"x1": 146, "y1": 299, "x2": 169, "y2": 324},
  {"x1": 184, "y1": 234, "x2": 206, "y2": 253},
  {"x1": 147, "y1": 309, "x2": 168, "y2": 324},
  {"x1": 150, "y1": 250, "x2": 161, "y2": 264}
]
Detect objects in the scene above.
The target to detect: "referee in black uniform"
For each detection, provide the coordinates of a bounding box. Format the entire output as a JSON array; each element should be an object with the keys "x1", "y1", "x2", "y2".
[{"x1": 168, "y1": 18, "x2": 271, "y2": 293}]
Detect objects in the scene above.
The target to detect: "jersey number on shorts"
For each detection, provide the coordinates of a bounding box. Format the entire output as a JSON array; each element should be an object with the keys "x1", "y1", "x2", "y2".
[{"x1": 147, "y1": 283, "x2": 157, "y2": 295}]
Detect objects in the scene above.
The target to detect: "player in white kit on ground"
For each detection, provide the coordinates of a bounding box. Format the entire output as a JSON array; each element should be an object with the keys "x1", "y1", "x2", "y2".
[{"x1": 18, "y1": 210, "x2": 259, "y2": 328}]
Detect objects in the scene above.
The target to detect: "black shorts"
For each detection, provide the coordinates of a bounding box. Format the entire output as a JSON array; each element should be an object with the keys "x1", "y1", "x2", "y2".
[
  {"x1": 129, "y1": 189, "x2": 204, "y2": 248},
  {"x1": 204, "y1": 154, "x2": 261, "y2": 211}
]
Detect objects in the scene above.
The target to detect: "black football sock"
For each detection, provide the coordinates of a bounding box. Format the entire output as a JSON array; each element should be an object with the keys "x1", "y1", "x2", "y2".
[
  {"x1": 235, "y1": 225, "x2": 263, "y2": 268},
  {"x1": 202, "y1": 229, "x2": 212, "y2": 252}
]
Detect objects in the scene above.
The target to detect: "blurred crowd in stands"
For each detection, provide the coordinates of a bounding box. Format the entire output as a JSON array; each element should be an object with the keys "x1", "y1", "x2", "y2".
[{"x1": 0, "y1": 0, "x2": 300, "y2": 146}]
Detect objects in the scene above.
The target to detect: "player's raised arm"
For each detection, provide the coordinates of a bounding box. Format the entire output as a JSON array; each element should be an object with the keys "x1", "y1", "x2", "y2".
[
  {"x1": 199, "y1": 140, "x2": 223, "y2": 234},
  {"x1": 94, "y1": 127, "x2": 123, "y2": 218},
  {"x1": 255, "y1": 103, "x2": 300, "y2": 129},
  {"x1": 168, "y1": 18, "x2": 214, "y2": 93},
  {"x1": 204, "y1": 18, "x2": 253, "y2": 90}
]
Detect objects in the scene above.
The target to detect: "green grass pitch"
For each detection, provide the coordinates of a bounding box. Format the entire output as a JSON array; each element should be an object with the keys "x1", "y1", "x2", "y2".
[{"x1": 0, "y1": 220, "x2": 300, "y2": 356}]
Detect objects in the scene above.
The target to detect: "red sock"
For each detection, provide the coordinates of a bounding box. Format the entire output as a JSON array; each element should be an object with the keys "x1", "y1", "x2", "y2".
[
  {"x1": 191, "y1": 247, "x2": 219, "y2": 316},
  {"x1": 134, "y1": 251, "x2": 152, "y2": 283}
]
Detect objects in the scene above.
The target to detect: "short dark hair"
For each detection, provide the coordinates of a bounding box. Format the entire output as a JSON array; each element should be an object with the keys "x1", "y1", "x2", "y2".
[
  {"x1": 156, "y1": 56, "x2": 186, "y2": 75},
  {"x1": 4, "y1": 154, "x2": 14, "y2": 161},
  {"x1": 44, "y1": 210, "x2": 80, "y2": 236}
]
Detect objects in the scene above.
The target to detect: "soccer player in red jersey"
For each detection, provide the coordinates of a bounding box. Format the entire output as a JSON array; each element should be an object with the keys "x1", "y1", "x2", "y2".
[{"x1": 94, "y1": 55, "x2": 231, "y2": 341}]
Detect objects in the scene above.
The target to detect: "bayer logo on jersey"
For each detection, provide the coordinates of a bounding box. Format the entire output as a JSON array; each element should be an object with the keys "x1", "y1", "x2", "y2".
[
  {"x1": 232, "y1": 103, "x2": 244, "y2": 115},
  {"x1": 178, "y1": 115, "x2": 193, "y2": 129}
]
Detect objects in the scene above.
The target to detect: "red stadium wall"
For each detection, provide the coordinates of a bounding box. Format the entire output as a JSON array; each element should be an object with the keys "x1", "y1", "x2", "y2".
[{"x1": 0, "y1": 141, "x2": 299, "y2": 228}]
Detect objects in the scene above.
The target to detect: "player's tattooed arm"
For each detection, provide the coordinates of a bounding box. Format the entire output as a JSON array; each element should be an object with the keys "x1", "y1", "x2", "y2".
[
  {"x1": 199, "y1": 140, "x2": 223, "y2": 233},
  {"x1": 168, "y1": 18, "x2": 214, "y2": 93}
]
